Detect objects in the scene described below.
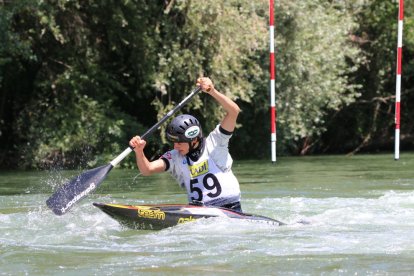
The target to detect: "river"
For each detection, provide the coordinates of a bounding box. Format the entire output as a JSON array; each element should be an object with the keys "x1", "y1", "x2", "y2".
[{"x1": 1, "y1": 153, "x2": 414, "y2": 275}]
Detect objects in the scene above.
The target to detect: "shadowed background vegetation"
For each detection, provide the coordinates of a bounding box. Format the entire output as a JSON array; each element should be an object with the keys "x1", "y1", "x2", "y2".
[{"x1": 1, "y1": 0, "x2": 413, "y2": 169}]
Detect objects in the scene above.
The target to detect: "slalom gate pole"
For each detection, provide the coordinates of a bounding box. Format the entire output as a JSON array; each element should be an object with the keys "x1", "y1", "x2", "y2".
[
  {"x1": 269, "y1": 0, "x2": 277, "y2": 163},
  {"x1": 395, "y1": 0, "x2": 404, "y2": 160}
]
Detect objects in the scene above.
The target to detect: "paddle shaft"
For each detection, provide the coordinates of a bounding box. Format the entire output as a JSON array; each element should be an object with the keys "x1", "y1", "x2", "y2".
[
  {"x1": 110, "y1": 86, "x2": 202, "y2": 167},
  {"x1": 46, "y1": 85, "x2": 202, "y2": 215}
]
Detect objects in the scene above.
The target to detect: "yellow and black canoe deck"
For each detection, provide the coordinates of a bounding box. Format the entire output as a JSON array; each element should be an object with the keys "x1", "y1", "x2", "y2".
[{"x1": 93, "y1": 202, "x2": 285, "y2": 230}]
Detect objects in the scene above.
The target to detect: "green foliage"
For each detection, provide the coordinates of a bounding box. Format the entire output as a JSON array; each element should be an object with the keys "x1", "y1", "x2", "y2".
[
  {"x1": 16, "y1": 90, "x2": 143, "y2": 169},
  {"x1": 1, "y1": 0, "x2": 156, "y2": 168},
  {"x1": 0, "y1": 0, "x2": 413, "y2": 168},
  {"x1": 151, "y1": 0, "x2": 268, "y2": 133},
  {"x1": 272, "y1": 0, "x2": 361, "y2": 153},
  {"x1": 320, "y1": 0, "x2": 414, "y2": 154}
]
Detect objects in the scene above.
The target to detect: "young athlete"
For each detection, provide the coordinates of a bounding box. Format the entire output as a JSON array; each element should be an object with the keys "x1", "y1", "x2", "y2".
[{"x1": 129, "y1": 77, "x2": 242, "y2": 211}]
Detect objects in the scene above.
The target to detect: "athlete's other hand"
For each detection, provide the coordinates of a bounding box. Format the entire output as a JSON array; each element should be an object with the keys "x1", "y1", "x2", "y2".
[
  {"x1": 197, "y1": 77, "x2": 214, "y2": 94},
  {"x1": 129, "y1": 136, "x2": 146, "y2": 152}
]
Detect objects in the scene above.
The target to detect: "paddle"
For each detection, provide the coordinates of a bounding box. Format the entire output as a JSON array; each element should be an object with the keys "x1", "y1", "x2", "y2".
[{"x1": 46, "y1": 86, "x2": 202, "y2": 215}]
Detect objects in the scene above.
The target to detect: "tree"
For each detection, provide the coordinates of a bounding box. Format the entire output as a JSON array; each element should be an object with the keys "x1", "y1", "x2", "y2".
[
  {"x1": 1, "y1": 0, "x2": 156, "y2": 168},
  {"x1": 235, "y1": 0, "x2": 362, "y2": 157},
  {"x1": 321, "y1": 0, "x2": 414, "y2": 154},
  {"x1": 3, "y1": 0, "x2": 411, "y2": 168}
]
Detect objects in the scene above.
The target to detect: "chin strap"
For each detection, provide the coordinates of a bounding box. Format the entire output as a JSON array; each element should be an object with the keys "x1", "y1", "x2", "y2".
[{"x1": 187, "y1": 137, "x2": 205, "y2": 162}]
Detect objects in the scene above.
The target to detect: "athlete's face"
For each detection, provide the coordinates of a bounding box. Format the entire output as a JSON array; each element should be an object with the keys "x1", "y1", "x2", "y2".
[
  {"x1": 174, "y1": 140, "x2": 198, "y2": 156},
  {"x1": 174, "y1": 142, "x2": 190, "y2": 155}
]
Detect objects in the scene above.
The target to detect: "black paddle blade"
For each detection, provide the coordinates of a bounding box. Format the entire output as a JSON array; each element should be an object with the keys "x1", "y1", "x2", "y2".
[{"x1": 46, "y1": 164, "x2": 113, "y2": 215}]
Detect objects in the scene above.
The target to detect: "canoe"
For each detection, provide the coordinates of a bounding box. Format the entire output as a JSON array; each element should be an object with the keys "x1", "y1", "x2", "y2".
[{"x1": 93, "y1": 202, "x2": 285, "y2": 230}]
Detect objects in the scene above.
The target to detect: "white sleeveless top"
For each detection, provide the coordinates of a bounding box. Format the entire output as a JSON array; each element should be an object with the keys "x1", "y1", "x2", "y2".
[{"x1": 161, "y1": 125, "x2": 241, "y2": 206}]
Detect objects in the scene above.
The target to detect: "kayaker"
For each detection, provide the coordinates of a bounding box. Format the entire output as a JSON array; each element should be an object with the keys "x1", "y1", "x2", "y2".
[{"x1": 129, "y1": 77, "x2": 242, "y2": 212}]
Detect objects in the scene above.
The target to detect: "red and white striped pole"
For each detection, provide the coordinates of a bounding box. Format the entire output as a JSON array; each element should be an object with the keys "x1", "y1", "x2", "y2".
[
  {"x1": 395, "y1": 0, "x2": 404, "y2": 160},
  {"x1": 269, "y1": 0, "x2": 277, "y2": 163}
]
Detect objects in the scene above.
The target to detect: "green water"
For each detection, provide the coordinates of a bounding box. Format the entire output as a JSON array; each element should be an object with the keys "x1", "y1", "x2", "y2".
[{"x1": 1, "y1": 153, "x2": 414, "y2": 275}]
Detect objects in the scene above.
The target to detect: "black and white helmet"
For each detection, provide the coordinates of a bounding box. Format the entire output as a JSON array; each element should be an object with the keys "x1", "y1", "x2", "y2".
[{"x1": 166, "y1": 114, "x2": 203, "y2": 143}]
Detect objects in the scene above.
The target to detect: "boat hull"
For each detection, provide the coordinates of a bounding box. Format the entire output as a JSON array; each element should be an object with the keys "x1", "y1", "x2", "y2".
[{"x1": 93, "y1": 202, "x2": 285, "y2": 230}]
